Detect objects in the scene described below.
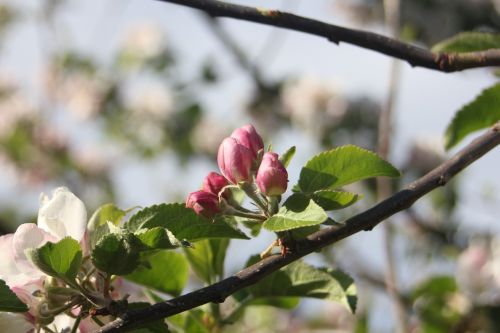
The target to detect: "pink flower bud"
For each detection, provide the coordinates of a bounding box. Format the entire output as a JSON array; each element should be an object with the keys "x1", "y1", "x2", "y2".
[
  {"x1": 230, "y1": 124, "x2": 264, "y2": 158},
  {"x1": 256, "y1": 152, "x2": 288, "y2": 196},
  {"x1": 186, "y1": 190, "x2": 221, "y2": 218},
  {"x1": 217, "y1": 137, "x2": 254, "y2": 184},
  {"x1": 202, "y1": 172, "x2": 229, "y2": 197}
]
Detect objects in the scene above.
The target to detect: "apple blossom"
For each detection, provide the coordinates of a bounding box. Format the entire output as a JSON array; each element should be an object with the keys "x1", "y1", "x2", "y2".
[
  {"x1": 256, "y1": 152, "x2": 288, "y2": 196},
  {"x1": 37, "y1": 187, "x2": 87, "y2": 242},
  {"x1": 202, "y1": 172, "x2": 229, "y2": 197},
  {"x1": 0, "y1": 187, "x2": 89, "y2": 333},
  {"x1": 186, "y1": 190, "x2": 221, "y2": 218},
  {"x1": 217, "y1": 137, "x2": 254, "y2": 184},
  {"x1": 230, "y1": 124, "x2": 264, "y2": 158},
  {"x1": 0, "y1": 312, "x2": 34, "y2": 333}
]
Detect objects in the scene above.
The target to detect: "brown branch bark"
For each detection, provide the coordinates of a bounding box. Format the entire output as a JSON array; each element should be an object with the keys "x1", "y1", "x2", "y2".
[
  {"x1": 153, "y1": 0, "x2": 500, "y2": 72},
  {"x1": 96, "y1": 123, "x2": 500, "y2": 333}
]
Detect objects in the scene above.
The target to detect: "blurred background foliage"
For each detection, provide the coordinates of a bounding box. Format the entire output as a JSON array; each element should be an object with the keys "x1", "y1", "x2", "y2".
[{"x1": 0, "y1": 0, "x2": 499, "y2": 332}]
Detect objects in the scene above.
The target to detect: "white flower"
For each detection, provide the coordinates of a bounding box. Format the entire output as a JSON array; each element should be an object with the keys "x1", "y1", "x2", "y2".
[
  {"x1": 12, "y1": 224, "x2": 56, "y2": 278},
  {"x1": 191, "y1": 119, "x2": 228, "y2": 154},
  {"x1": 122, "y1": 23, "x2": 166, "y2": 59},
  {"x1": 38, "y1": 187, "x2": 87, "y2": 242},
  {"x1": 0, "y1": 312, "x2": 34, "y2": 333},
  {"x1": 129, "y1": 82, "x2": 174, "y2": 120},
  {"x1": 281, "y1": 76, "x2": 347, "y2": 133},
  {"x1": 0, "y1": 75, "x2": 35, "y2": 139},
  {"x1": 0, "y1": 187, "x2": 89, "y2": 331},
  {"x1": 457, "y1": 237, "x2": 500, "y2": 304},
  {"x1": 406, "y1": 136, "x2": 446, "y2": 173}
]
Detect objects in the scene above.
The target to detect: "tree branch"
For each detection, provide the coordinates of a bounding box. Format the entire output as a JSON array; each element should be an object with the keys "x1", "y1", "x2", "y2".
[
  {"x1": 96, "y1": 122, "x2": 500, "y2": 333},
  {"x1": 154, "y1": 0, "x2": 500, "y2": 72}
]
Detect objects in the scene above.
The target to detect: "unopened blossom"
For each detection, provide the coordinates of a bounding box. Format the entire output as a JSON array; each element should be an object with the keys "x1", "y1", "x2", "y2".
[
  {"x1": 230, "y1": 124, "x2": 264, "y2": 158},
  {"x1": 186, "y1": 190, "x2": 221, "y2": 218},
  {"x1": 255, "y1": 152, "x2": 288, "y2": 196},
  {"x1": 202, "y1": 172, "x2": 229, "y2": 197},
  {"x1": 217, "y1": 137, "x2": 254, "y2": 184}
]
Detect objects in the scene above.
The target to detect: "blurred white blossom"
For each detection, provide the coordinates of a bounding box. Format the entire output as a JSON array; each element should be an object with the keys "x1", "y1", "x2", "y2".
[
  {"x1": 321, "y1": 302, "x2": 356, "y2": 332},
  {"x1": 44, "y1": 68, "x2": 108, "y2": 120},
  {"x1": 457, "y1": 237, "x2": 500, "y2": 304},
  {"x1": 281, "y1": 76, "x2": 347, "y2": 134},
  {"x1": 121, "y1": 23, "x2": 166, "y2": 60},
  {"x1": 191, "y1": 119, "x2": 228, "y2": 155},
  {"x1": 406, "y1": 136, "x2": 446, "y2": 173},
  {"x1": 0, "y1": 75, "x2": 36, "y2": 139},
  {"x1": 74, "y1": 148, "x2": 109, "y2": 175},
  {"x1": 128, "y1": 82, "x2": 174, "y2": 120}
]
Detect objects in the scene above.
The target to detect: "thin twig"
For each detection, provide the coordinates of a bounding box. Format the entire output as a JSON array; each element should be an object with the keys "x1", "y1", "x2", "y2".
[
  {"x1": 153, "y1": 0, "x2": 500, "y2": 72},
  {"x1": 95, "y1": 123, "x2": 500, "y2": 333}
]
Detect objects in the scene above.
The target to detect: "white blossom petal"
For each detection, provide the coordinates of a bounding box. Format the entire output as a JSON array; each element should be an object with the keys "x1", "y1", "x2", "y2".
[
  {"x1": 0, "y1": 235, "x2": 19, "y2": 279},
  {"x1": 0, "y1": 312, "x2": 34, "y2": 333},
  {"x1": 37, "y1": 187, "x2": 87, "y2": 241},
  {"x1": 12, "y1": 223, "x2": 54, "y2": 278}
]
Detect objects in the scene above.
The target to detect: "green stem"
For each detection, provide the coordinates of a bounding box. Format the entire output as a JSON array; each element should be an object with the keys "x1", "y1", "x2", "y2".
[
  {"x1": 222, "y1": 296, "x2": 254, "y2": 324},
  {"x1": 241, "y1": 183, "x2": 268, "y2": 215},
  {"x1": 39, "y1": 297, "x2": 82, "y2": 318},
  {"x1": 228, "y1": 209, "x2": 266, "y2": 221},
  {"x1": 92, "y1": 316, "x2": 105, "y2": 327},
  {"x1": 70, "y1": 315, "x2": 82, "y2": 333},
  {"x1": 41, "y1": 326, "x2": 56, "y2": 333},
  {"x1": 210, "y1": 302, "x2": 222, "y2": 331}
]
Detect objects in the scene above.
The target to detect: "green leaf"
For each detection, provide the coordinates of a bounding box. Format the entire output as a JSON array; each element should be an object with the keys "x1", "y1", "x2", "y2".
[
  {"x1": 432, "y1": 32, "x2": 500, "y2": 53},
  {"x1": 311, "y1": 190, "x2": 362, "y2": 211},
  {"x1": 409, "y1": 276, "x2": 460, "y2": 332},
  {"x1": 445, "y1": 83, "x2": 500, "y2": 149},
  {"x1": 125, "y1": 203, "x2": 248, "y2": 241},
  {"x1": 134, "y1": 227, "x2": 183, "y2": 250},
  {"x1": 91, "y1": 233, "x2": 142, "y2": 275},
  {"x1": 410, "y1": 275, "x2": 457, "y2": 301},
  {"x1": 87, "y1": 204, "x2": 126, "y2": 250},
  {"x1": 28, "y1": 237, "x2": 82, "y2": 282},
  {"x1": 236, "y1": 259, "x2": 357, "y2": 313},
  {"x1": 126, "y1": 251, "x2": 189, "y2": 297},
  {"x1": 297, "y1": 145, "x2": 400, "y2": 193},
  {"x1": 0, "y1": 279, "x2": 28, "y2": 312},
  {"x1": 263, "y1": 194, "x2": 327, "y2": 232},
  {"x1": 168, "y1": 310, "x2": 210, "y2": 333},
  {"x1": 279, "y1": 146, "x2": 296, "y2": 168},
  {"x1": 127, "y1": 302, "x2": 171, "y2": 333},
  {"x1": 184, "y1": 239, "x2": 229, "y2": 284},
  {"x1": 184, "y1": 309, "x2": 210, "y2": 333}
]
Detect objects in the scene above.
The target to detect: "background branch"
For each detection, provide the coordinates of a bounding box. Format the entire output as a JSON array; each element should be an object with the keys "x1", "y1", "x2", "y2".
[
  {"x1": 377, "y1": 0, "x2": 409, "y2": 331},
  {"x1": 96, "y1": 123, "x2": 500, "y2": 333},
  {"x1": 154, "y1": 0, "x2": 500, "y2": 72},
  {"x1": 202, "y1": 14, "x2": 267, "y2": 91}
]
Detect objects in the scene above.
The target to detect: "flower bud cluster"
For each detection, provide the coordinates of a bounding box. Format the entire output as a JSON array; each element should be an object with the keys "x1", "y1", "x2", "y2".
[{"x1": 186, "y1": 124, "x2": 288, "y2": 220}]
